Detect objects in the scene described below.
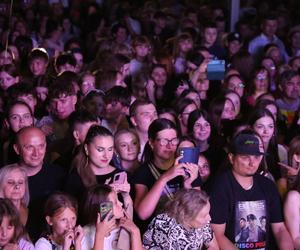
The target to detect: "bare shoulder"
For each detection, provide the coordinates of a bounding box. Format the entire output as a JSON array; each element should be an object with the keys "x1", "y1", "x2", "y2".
[{"x1": 286, "y1": 190, "x2": 300, "y2": 204}]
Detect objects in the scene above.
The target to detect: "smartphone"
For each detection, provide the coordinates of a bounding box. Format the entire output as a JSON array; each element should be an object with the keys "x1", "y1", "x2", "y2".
[
  {"x1": 113, "y1": 172, "x2": 126, "y2": 184},
  {"x1": 99, "y1": 201, "x2": 113, "y2": 221},
  {"x1": 178, "y1": 147, "x2": 199, "y2": 164}
]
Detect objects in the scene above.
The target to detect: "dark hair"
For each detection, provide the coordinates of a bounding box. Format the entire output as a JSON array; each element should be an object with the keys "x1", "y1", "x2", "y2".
[
  {"x1": 248, "y1": 67, "x2": 270, "y2": 95},
  {"x1": 72, "y1": 125, "x2": 114, "y2": 187},
  {"x1": 142, "y1": 118, "x2": 178, "y2": 163},
  {"x1": 69, "y1": 109, "x2": 98, "y2": 131},
  {"x1": 82, "y1": 184, "x2": 113, "y2": 225},
  {"x1": 104, "y1": 86, "x2": 131, "y2": 108},
  {"x1": 129, "y1": 99, "x2": 154, "y2": 117},
  {"x1": 55, "y1": 52, "x2": 77, "y2": 71},
  {"x1": 187, "y1": 109, "x2": 210, "y2": 135},
  {"x1": 279, "y1": 70, "x2": 299, "y2": 86},
  {"x1": 7, "y1": 83, "x2": 36, "y2": 100},
  {"x1": 248, "y1": 108, "x2": 280, "y2": 179},
  {"x1": 0, "y1": 198, "x2": 26, "y2": 243},
  {"x1": 0, "y1": 64, "x2": 19, "y2": 78},
  {"x1": 48, "y1": 81, "x2": 76, "y2": 100},
  {"x1": 28, "y1": 48, "x2": 49, "y2": 63},
  {"x1": 4, "y1": 100, "x2": 33, "y2": 121},
  {"x1": 174, "y1": 98, "x2": 196, "y2": 116}
]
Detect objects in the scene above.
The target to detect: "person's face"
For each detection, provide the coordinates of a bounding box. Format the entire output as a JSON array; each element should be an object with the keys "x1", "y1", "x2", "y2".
[
  {"x1": 269, "y1": 48, "x2": 282, "y2": 65},
  {"x1": 261, "y1": 218, "x2": 266, "y2": 227},
  {"x1": 0, "y1": 216, "x2": 15, "y2": 247},
  {"x1": 73, "y1": 121, "x2": 98, "y2": 145},
  {"x1": 151, "y1": 67, "x2": 167, "y2": 87},
  {"x1": 291, "y1": 31, "x2": 300, "y2": 49},
  {"x1": 0, "y1": 71, "x2": 18, "y2": 91},
  {"x1": 229, "y1": 153, "x2": 263, "y2": 177},
  {"x1": 14, "y1": 130, "x2": 47, "y2": 168},
  {"x1": 135, "y1": 44, "x2": 150, "y2": 58},
  {"x1": 104, "y1": 101, "x2": 125, "y2": 120},
  {"x1": 150, "y1": 128, "x2": 178, "y2": 162},
  {"x1": 6, "y1": 104, "x2": 33, "y2": 133},
  {"x1": 180, "y1": 103, "x2": 197, "y2": 127},
  {"x1": 253, "y1": 116, "x2": 274, "y2": 146},
  {"x1": 227, "y1": 76, "x2": 244, "y2": 97},
  {"x1": 226, "y1": 93, "x2": 240, "y2": 116},
  {"x1": 108, "y1": 191, "x2": 123, "y2": 219},
  {"x1": 188, "y1": 202, "x2": 211, "y2": 229},
  {"x1": 185, "y1": 92, "x2": 201, "y2": 109},
  {"x1": 265, "y1": 104, "x2": 277, "y2": 120},
  {"x1": 1, "y1": 169, "x2": 26, "y2": 201},
  {"x1": 221, "y1": 99, "x2": 236, "y2": 120},
  {"x1": 115, "y1": 132, "x2": 139, "y2": 162},
  {"x1": 175, "y1": 82, "x2": 189, "y2": 97},
  {"x1": 198, "y1": 155, "x2": 210, "y2": 181},
  {"x1": 50, "y1": 94, "x2": 77, "y2": 120},
  {"x1": 193, "y1": 73, "x2": 209, "y2": 93},
  {"x1": 81, "y1": 75, "x2": 95, "y2": 96},
  {"x1": 254, "y1": 70, "x2": 269, "y2": 92},
  {"x1": 73, "y1": 53, "x2": 83, "y2": 73},
  {"x1": 204, "y1": 28, "x2": 217, "y2": 46},
  {"x1": 35, "y1": 87, "x2": 48, "y2": 102},
  {"x1": 228, "y1": 40, "x2": 242, "y2": 56},
  {"x1": 84, "y1": 95, "x2": 104, "y2": 117},
  {"x1": 291, "y1": 58, "x2": 300, "y2": 72},
  {"x1": 262, "y1": 19, "x2": 278, "y2": 37},
  {"x1": 0, "y1": 51, "x2": 13, "y2": 66},
  {"x1": 115, "y1": 27, "x2": 128, "y2": 43},
  {"x1": 86, "y1": 135, "x2": 114, "y2": 169},
  {"x1": 240, "y1": 219, "x2": 246, "y2": 229},
  {"x1": 46, "y1": 208, "x2": 76, "y2": 238},
  {"x1": 179, "y1": 39, "x2": 193, "y2": 53},
  {"x1": 158, "y1": 112, "x2": 176, "y2": 124},
  {"x1": 17, "y1": 94, "x2": 37, "y2": 113},
  {"x1": 261, "y1": 58, "x2": 276, "y2": 78},
  {"x1": 29, "y1": 58, "x2": 47, "y2": 76},
  {"x1": 120, "y1": 63, "x2": 130, "y2": 77},
  {"x1": 283, "y1": 75, "x2": 300, "y2": 100},
  {"x1": 131, "y1": 104, "x2": 158, "y2": 133},
  {"x1": 193, "y1": 116, "x2": 211, "y2": 142}
]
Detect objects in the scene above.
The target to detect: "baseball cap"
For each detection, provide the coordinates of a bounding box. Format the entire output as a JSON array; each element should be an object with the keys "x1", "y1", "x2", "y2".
[
  {"x1": 227, "y1": 32, "x2": 242, "y2": 43},
  {"x1": 230, "y1": 134, "x2": 264, "y2": 156}
]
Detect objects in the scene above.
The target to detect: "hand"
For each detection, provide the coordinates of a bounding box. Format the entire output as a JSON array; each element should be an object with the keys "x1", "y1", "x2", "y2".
[
  {"x1": 110, "y1": 182, "x2": 130, "y2": 194},
  {"x1": 183, "y1": 163, "x2": 199, "y2": 185},
  {"x1": 119, "y1": 212, "x2": 139, "y2": 235},
  {"x1": 278, "y1": 162, "x2": 300, "y2": 176},
  {"x1": 63, "y1": 229, "x2": 75, "y2": 250},
  {"x1": 161, "y1": 156, "x2": 186, "y2": 182},
  {"x1": 40, "y1": 124, "x2": 53, "y2": 136},
  {"x1": 3, "y1": 244, "x2": 19, "y2": 250},
  {"x1": 95, "y1": 212, "x2": 116, "y2": 238},
  {"x1": 74, "y1": 225, "x2": 84, "y2": 246}
]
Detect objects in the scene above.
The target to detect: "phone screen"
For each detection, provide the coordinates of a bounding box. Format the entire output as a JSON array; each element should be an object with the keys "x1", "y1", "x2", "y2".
[{"x1": 99, "y1": 201, "x2": 113, "y2": 221}]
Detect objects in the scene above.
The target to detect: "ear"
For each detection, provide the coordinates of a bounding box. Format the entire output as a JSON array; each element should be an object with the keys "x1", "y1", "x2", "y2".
[
  {"x1": 122, "y1": 106, "x2": 129, "y2": 116},
  {"x1": 45, "y1": 216, "x2": 53, "y2": 226},
  {"x1": 13, "y1": 143, "x2": 20, "y2": 155},
  {"x1": 130, "y1": 116, "x2": 137, "y2": 127},
  {"x1": 73, "y1": 130, "x2": 80, "y2": 141},
  {"x1": 228, "y1": 153, "x2": 234, "y2": 165},
  {"x1": 72, "y1": 95, "x2": 77, "y2": 105},
  {"x1": 149, "y1": 139, "x2": 154, "y2": 150},
  {"x1": 3, "y1": 118, "x2": 10, "y2": 130}
]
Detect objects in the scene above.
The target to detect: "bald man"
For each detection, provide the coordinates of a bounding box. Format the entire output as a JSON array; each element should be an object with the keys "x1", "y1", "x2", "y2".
[{"x1": 14, "y1": 126, "x2": 67, "y2": 241}]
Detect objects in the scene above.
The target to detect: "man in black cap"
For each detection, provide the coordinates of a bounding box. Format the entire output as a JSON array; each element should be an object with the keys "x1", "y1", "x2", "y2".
[
  {"x1": 209, "y1": 130, "x2": 293, "y2": 250},
  {"x1": 225, "y1": 32, "x2": 243, "y2": 62}
]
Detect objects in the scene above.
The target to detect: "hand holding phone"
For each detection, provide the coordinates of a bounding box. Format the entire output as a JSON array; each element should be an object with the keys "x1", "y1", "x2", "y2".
[
  {"x1": 113, "y1": 172, "x2": 127, "y2": 184},
  {"x1": 100, "y1": 201, "x2": 113, "y2": 222},
  {"x1": 178, "y1": 147, "x2": 199, "y2": 164}
]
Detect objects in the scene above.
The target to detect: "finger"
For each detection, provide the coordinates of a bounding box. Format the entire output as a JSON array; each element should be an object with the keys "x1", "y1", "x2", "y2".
[
  {"x1": 105, "y1": 178, "x2": 112, "y2": 184},
  {"x1": 174, "y1": 155, "x2": 183, "y2": 166}
]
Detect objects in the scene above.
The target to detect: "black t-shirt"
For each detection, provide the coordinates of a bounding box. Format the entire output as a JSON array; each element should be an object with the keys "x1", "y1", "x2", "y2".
[
  {"x1": 64, "y1": 167, "x2": 122, "y2": 199},
  {"x1": 132, "y1": 162, "x2": 202, "y2": 213},
  {"x1": 209, "y1": 170, "x2": 283, "y2": 250},
  {"x1": 27, "y1": 163, "x2": 67, "y2": 242}
]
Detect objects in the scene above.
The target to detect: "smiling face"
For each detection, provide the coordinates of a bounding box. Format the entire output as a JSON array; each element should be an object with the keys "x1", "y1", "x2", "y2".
[
  {"x1": 254, "y1": 69, "x2": 269, "y2": 93},
  {"x1": 193, "y1": 116, "x2": 211, "y2": 142},
  {"x1": 221, "y1": 99, "x2": 236, "y2": 120},
  {"x1": 6, "y1": 104, "x2": 34, "y2": 133},
  {"x1": 151, "y1": 67, "x2": 167, "y2": 87},
  {"x1": 86, "y1": 135, "x2": 114, "y2": 169}
]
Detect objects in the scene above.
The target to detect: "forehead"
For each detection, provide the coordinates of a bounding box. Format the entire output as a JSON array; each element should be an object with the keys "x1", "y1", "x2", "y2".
[
  {"x1": 19, "y1": 131, "x2": 46, "y2": 145},
  {"x1": 255, "y1": 115, "x2": 274, "y2": 123},
  {"x1": 156, "y1": 128, "x2": 177, "y2": 138},
  {"x1": 6, "y1": 169, "x2": 25, "y2": 178},
  {"x1": 91, "y1": 135, "x2": 114, "y2": 145},
  {"x1": 136, "y1": 104, "x2": 156, "y2": 113},
  {"x1": 116, "y1": 132, "x2": 137, "y2": 141},
  {"x1": 10, "y1": 104, "x2": 30, "y2": 114},
  {"x1": 196, "y1": 116, "x2": 208, "y2": 123},
  {"x1": 51, "y1": 94, "x2": 73, "y2": 101}
]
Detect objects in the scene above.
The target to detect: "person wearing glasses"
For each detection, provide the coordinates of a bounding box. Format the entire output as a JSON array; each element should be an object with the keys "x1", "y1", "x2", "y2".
[{"x1": 132, "y1": 118, "x2": 202, "y2": 227}]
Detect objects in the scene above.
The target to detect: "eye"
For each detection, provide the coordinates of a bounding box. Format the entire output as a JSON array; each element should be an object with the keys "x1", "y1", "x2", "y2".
[
  {"x1": 97, "y1": 148, "x2": 104, "y2": 152},
  {"x1": 108, "y1": 147, "x2": 114, "y2": 151}
]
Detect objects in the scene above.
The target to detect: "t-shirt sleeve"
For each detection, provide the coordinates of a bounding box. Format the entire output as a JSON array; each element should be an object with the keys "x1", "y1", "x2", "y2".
[
  {"x1": 35, "y1": 238, "x2": 53, "y2": 250},
  {"x1": 209, "y1": 174, "x2": 231, "y2": 224},
  {"x1": 131, "y1": 164, "x2": 155, "y2": 189},
  {"x1": 18, "y1": 238, "x2": 35, "y2": 250}
]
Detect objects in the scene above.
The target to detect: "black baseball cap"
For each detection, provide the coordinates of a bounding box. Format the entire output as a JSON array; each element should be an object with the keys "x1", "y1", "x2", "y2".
[
  {"x1": 227, "y1": 32, "x2": 243, "y2": 43},
  {"x1": 230, "y1": 134, "x2": 264, "y2": 156}
]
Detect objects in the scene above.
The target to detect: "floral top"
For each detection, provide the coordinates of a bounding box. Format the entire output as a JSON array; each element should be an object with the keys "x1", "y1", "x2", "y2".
[{"x1": 143, "y1": 213, "x2": 214, "y2": 250}]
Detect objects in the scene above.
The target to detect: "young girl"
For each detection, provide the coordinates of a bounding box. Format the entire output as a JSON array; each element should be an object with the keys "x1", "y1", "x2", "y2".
[
  {"x1": 35, "y1": 193, "x2": 85, "y2": 250},
  {"x1": 0, "y1": 64, "x2": 19, "y2": 91},
  {"x1": 79, "y1": 71, "x2": 96, "y2": 97},
  {"x1": 114, "y1": 128, "x2": 140, "y2": 175},
  {"x1": 82, "y1": 184, "x2": 142, "y2": 250},
  {"x1": 0, "y1": 198, "x2": 34, "y2": 249}
]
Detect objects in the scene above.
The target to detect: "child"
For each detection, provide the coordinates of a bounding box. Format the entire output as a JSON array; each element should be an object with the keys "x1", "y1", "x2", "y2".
[
  {"x1": 35, "y1": 193, "x2": 85, "y2": 250},
  {"x1": 0, "y1": 198, "x2": 34, "y2": 249}
]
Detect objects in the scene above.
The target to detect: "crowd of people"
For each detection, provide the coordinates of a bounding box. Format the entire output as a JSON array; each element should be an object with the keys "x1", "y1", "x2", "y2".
[{"x1": 0, "y1": 0, "x2": 300, "y2": 249}]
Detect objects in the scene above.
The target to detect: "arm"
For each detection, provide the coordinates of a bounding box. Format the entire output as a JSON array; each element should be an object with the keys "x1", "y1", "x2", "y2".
[
  {"x1": 134, "y1": 165, "x2": 185, "y2": 220},
  {"x1": 210, "y1": 224, "x2": 238, "y2": 250},
  {"x1": 271, "y1": 222, "x2": 294, "y2": 250},
  {"x1": 284, "y1": 191, "x2": 300, "y2": 249},
  {"x1": 207, "y1": 233, "x2": 220, "y2": 250},
  {"x1": 120, "y1": 217, "x2": 143, "y2": 250}
]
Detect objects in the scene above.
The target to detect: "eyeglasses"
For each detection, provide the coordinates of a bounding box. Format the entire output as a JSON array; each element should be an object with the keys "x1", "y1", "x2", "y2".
[
  {"x1": 156, "y1": 138, "x2": 179, "y2": 146},
  {"x1": 256, "y1": 74, "x2": 267, "y2": 80}
]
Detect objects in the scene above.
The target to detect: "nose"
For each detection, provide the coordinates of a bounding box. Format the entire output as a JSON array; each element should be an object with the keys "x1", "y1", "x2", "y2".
[{"x1": 0, "y1": 228, "x2": 7, "y2": 237}]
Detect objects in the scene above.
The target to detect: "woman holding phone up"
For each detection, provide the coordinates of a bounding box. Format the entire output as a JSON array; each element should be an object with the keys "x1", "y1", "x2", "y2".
[
  {"x1": 132, "y1": 118, "x2": 201, "y2": 223},
  {"x1": 64, "y1": 125, "x2": 129, "y2": 200}
]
